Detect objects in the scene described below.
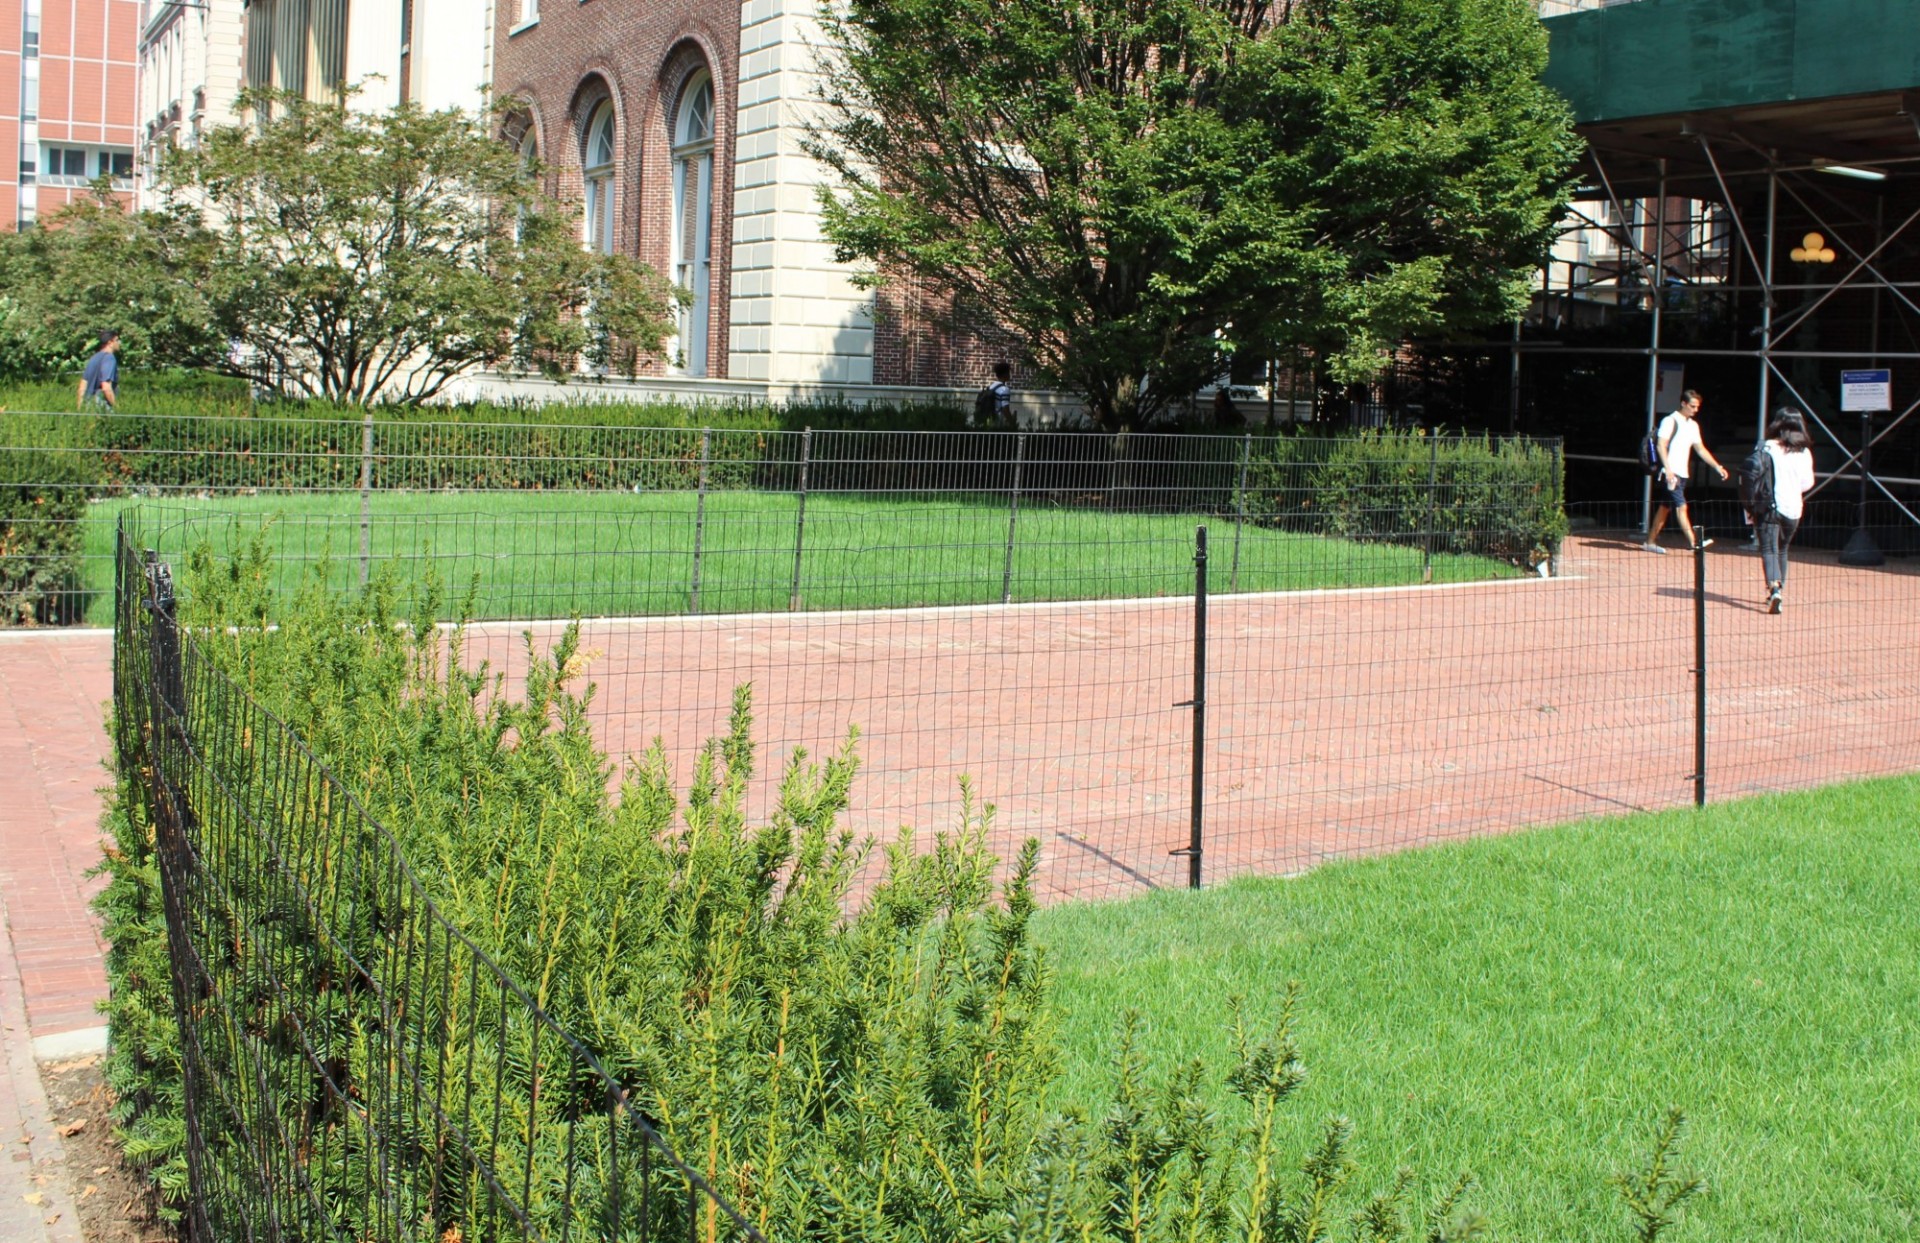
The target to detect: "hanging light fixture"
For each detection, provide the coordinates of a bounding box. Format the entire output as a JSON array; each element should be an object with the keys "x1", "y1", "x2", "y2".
[
  {"x1": 1813, "y1": 161, "x2": 1887, "y2": 181},
  {"x1": 1790, "y1": 232, "x2": 1837, "y2": 264}
]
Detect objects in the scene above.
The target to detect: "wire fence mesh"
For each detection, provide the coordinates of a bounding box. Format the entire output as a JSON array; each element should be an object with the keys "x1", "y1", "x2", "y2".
[
  {"x1": 115, "y1": 477, "x2": 1920, "y2": 905},
  {"x1": 2, "y1": 413, "x2": 1563, "y2": 625},
  {"x1": 114, "y1": 523, "x2": 771, "y2": 1243}
]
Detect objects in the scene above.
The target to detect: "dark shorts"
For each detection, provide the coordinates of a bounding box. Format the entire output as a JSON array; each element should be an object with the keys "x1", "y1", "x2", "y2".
[{"x1": 1654, "y1": 475, "x2": 1688, "y2": 509}]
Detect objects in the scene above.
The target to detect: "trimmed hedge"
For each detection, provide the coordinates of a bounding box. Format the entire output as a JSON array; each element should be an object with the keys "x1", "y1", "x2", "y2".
[
  {"x1": 1, "y1": 440, "x2": 93, "y2": 624},
  {"x1": 1245, "y1": 429, "x2": 1566, "y2": 567}
]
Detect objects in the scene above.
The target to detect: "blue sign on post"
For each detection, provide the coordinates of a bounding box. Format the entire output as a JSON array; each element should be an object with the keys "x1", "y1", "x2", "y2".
[{"x1": 1840, "y1": 369, "x2": 1891, "y2": 412}]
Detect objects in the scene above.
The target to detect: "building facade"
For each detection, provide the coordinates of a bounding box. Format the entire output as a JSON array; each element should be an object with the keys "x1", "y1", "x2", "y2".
[
  {"x1": 491, "y1": 0, "x2": 1011, "y2": 394},
  {"x1": 136, "y1": 0, "x2": 492, "y2": 207},
  {"x1": 1, "y1": 0, "x2": 138, "y2": 229}
]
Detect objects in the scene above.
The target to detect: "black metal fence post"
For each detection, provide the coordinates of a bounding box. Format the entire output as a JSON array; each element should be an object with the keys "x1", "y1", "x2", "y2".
[
  {"x1": 1422, "y1": 430, "x2": 1438, "y2": 584},
  {"x1": 1693, "y1": 527, "x2": 1707, "y2": 807},
  {"x1": 359, "y1": 410, "x2": 374, "y2": 586},
  {"x1": 1230, "y1": 432, "x2": 1251, "y2": 592},
  {"x1": 1001, "y1": 432, "x2": 1027, "y2": 605},
  {"x1": 1171, "y1": 526, "x2": 1209, "y2": 889},
  {"x1": 790, "y1": 427, "x2": 812, "y2": 611},
  {"x1": 690, "y1": 428, "x2": 711, "y2": 614}
]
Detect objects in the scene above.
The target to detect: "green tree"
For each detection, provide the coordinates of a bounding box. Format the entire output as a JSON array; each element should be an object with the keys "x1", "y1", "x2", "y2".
[
  {"x1": 0, "y1": 185, "x2": 223, "y2": 384},
  {"x1": 810, "y1": 0, "x2": 1579, "y2": 427},
  {"x1": 157, "y1": 89, "x2": 680, "y2": 404}
]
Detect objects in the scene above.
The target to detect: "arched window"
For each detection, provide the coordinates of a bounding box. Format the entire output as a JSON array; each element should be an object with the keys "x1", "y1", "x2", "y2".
[
  {"x1": 507, "y1": 117, "x2": 538, "y2": 239},
  {"x1": 670, "y1": 72, "x2": 714, "y2": 375},
  {"x1": 582, "y1": 101, "x2": 616, "y2": 255}
]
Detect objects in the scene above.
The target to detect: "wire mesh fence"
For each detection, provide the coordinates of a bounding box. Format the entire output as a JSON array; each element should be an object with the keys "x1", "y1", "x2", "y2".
[
  {"x1": 119, "y1": 477, "x2": 1920, "y2": 906},
  {"x1": 1, "y1": 412, "x2": 1563, "y2": 625},
  {"x1": 114, "y1": 523, "x2": 770, "y2": 1243}
]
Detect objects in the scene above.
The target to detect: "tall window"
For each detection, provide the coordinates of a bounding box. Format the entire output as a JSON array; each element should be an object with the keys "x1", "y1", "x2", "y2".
[
  {"x1": 582, "y1": 102, "x2": 616, "y2": 255},
  {"x1": 510, "y1": 121, "x2": 538, "y2": 240},
  {"x1": 670, "y1": 73, "x2": 714, "y2": 375}
]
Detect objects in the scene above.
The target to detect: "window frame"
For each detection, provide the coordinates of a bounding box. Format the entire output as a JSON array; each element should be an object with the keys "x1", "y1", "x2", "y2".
[
  {"x1": 669, "y1": 71, "x2": 716, "y2": 376},
  {"x1": 581, "y1": 100, "x2": 617, "y2": 256}
]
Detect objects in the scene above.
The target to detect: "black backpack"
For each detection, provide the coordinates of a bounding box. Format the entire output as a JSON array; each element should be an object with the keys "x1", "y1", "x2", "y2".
[
  {"x1": 973, "y1": 386, "x2": 999, "y2": 426},
  {"x1": 1737, "y1": 442, "x2": 1776, "y2": 522},
  {"x1": 1639, "y1": 431, "x2": 1662, "y2": 476}
]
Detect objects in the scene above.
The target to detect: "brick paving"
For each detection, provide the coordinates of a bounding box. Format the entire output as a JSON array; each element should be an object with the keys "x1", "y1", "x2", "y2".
[
  {"x1": 0, "y1": 629, "x2": 110, "y2": 1243},
  {"x1": 0, "y1": 535, "x2": 1916, "y2": 1048},
  {"x1": 0, "y1": 633, "x2": 112, "y2": 1043},
  {"x1": 451, "y1": 534, "x2": 1920, "y2": 902}
]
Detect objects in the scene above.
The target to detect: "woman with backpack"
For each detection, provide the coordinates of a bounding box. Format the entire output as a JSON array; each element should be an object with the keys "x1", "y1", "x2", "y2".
[{"x1": 1752, "y1": 407, "x2": 1817, "y2": 614}]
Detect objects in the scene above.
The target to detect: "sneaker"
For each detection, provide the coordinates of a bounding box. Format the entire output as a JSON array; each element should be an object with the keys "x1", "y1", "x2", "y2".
[
  {"x1": 1768, "y1": 591, "x2": 1783, "y2": 615},
  {"x1": 1696, "y1": 537, "x2": 1715, "y2": 550},
  {"x1": 1641, "y1": 542, "x2": 1668, "y2": 555}
]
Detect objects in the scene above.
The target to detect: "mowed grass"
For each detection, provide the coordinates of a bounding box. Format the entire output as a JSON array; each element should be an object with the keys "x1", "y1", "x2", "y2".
[
  {"x1": 1036, "y1": 775, "x2": 1920, "y2": 1242},
  {"x1": 80, "y1": 490, "x2": 1524, "y2": 623}
]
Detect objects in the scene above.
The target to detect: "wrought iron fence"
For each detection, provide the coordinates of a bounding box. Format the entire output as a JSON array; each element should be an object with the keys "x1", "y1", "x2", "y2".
[{"x1": 113, "y1": 516, "x2": 769, "y2": 1243}]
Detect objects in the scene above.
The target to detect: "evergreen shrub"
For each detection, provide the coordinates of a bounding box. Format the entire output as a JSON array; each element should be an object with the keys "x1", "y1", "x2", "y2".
[
  {"x1": 97, "y1": 527, "x2": 1487, "y2": 1240},
  {"x1": 0, "y1": 437, "x2": 96, "y2": 624}
]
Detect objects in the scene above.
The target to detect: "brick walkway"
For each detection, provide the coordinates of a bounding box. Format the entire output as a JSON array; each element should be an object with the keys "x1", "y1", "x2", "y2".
[
  {"x1": 0, "y1": 628, "x2": 110, "y2": 1243},
  {"x1": 0, "y1": 632, "x2": 112, "y2": 1045},
  {"x1": 453, "y1": 534, "x2": 1920, "y2": 902},
  {"x1": 2, "y1": 536, "x2": 1918, "y2": 1038}
]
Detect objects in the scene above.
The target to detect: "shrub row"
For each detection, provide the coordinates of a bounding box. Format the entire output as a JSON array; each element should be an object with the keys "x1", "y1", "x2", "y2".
[
  {"x1": 1245, "y1": 429, "x2": 1567, "y2": 568},
  {"x1": 0, "y1": 435, "x2": 93, "y2": 624}
]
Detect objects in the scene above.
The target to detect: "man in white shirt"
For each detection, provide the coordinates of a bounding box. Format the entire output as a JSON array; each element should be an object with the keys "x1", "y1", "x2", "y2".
[{"x1": 1644, "y1": 389, "x2": 1729, "y2": 553}]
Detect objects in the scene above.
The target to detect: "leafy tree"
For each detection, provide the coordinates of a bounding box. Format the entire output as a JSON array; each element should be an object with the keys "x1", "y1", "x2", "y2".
[
  {"x1": 154, "y1": 89, "x2": 679, "y2": 404},
  {"x1": 810, "y1": 0, "x2": 1580, "y2": 427},
  {"x1": 0, "y1": 186, "x2": 223, "y2": 384}
]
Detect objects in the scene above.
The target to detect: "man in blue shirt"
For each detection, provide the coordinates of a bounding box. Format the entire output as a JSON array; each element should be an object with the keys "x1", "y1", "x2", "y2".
[{"x1": 78, "y1": 330, "x2": 120, "y2": 411}]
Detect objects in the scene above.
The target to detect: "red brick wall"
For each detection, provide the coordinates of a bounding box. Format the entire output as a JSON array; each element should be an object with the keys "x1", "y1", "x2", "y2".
[
  {"x1": 493, "y1": 0, "x2": 739, "y2": 378},
  {"x1": 872, "y1": 274, "x2": 1030, "y2": 391},
  {"x1": 2, "y1": 0, "x2": 136, "y2": 229}
]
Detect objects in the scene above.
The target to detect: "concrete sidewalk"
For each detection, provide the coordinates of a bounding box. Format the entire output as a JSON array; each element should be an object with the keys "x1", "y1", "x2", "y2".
[{"x1": 0, "y1": 630, "x2": 114, "y2": 1243}]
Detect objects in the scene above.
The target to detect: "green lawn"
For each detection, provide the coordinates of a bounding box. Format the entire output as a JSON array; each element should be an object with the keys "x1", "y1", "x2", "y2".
[
  {"x1": 86, "y1": 491, "x2": 1523, "y2": 623},
  {"x1": 1036, "y1": 775, "x2": 1920, "y2": 1242}
]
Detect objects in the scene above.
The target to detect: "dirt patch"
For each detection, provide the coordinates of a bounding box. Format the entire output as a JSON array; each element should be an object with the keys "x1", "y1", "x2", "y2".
[{"x1": 38, "y1": 1057, "x2": 165, "y2": 1243}]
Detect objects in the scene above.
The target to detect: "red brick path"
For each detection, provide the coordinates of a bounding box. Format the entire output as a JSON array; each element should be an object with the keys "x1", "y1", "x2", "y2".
[
  {"x1": 0, "y1": 534, "x2": 1916, "y2": 1045},
  {"x1": 0, "y1": 632, "x2": 113, "y2": 1041},
  {"x1": 456, "y1": 534, "x2": 1920, "y2": 902}
]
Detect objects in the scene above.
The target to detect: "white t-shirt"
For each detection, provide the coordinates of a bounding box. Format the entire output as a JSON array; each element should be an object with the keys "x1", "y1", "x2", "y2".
[
  {"x1": 1765, "y1": 441, "x2": 1816, "y2": 521},
  {"x1": 1657, "y1": 411, "x2": 1703, "y2": 478}
]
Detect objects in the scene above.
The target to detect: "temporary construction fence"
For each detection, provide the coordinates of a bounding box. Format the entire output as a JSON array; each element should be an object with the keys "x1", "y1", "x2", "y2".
[
  {"x1": 121, "y1": 490, "x2": 1920, "y2": 906},
  {"x1": 3, "y1": 412, "x2": 1561, "y2": 625},
  {"x1": 113, "y1": 530, "x2": 769, "y2": 1242}
]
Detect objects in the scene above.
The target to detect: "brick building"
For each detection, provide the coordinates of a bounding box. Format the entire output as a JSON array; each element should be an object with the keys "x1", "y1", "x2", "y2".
[
  {"x1": 491, "y1": 0, "x2": 1012, "y2": 394},
  {"x1": 1, "y1": 0, "x2": 138, "y2": 230}
]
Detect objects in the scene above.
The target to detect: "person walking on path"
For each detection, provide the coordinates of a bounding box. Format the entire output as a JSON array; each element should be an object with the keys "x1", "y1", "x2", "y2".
[
  {"x1": 1644, "y1": 389, "x2": 1728, "y2": 553},
  {"x1": 1754, "y1": 407, "x2": 1816, "y2": 614},
  {"x1": 77, "y1": 330, "x2": 121, "y2": 411}
]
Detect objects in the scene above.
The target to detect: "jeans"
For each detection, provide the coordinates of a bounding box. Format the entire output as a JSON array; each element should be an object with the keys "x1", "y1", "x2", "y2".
[{"x1": 1758, "y1": 515, "x2": 1799, "y2": 588}]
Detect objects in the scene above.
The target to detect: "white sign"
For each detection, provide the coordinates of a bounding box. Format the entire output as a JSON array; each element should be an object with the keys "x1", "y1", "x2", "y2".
[
  {"x1": 1654, "y1": 362, "x2": 1686, "y2": 412},
  {"x1": 1841, "y1": 369, "x2": 1891, "y2": 412}
]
